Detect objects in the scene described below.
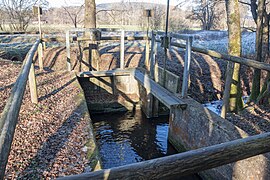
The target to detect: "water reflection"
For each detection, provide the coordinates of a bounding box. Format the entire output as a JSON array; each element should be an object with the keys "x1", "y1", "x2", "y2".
[{"x1": 91, "y1": 109, "x2": 177, "y2": 169}]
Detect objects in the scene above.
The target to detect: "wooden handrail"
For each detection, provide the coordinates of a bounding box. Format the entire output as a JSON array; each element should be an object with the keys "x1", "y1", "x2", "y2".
[
  {"x1": 58, "y1": 131, "x2": 270, "y2": 179},
  {"x1": 170, "y1": 41, "x2": 270, "y2": 72},
  {"x1": 151, "y1": 32, "x2": 270, "y2": 72},
  {"x1": 42, "y1": 36, "x2": 149, "y2": 43},
  {"x1": 154, "y1": 37, "x2": 270, "y2": 72},
  {"x1": 0, "y1": 39, "x2": 40, "y2": 179}
]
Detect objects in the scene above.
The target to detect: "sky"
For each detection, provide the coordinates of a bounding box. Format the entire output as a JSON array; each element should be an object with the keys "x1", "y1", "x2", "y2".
[{"x1": 46, "y1": 0, "x2": 180, "y2": 8}]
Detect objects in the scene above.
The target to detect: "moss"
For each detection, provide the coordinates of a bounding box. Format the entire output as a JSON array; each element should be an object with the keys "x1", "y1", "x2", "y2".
[
  {"x1": 72, "y1": 74, "x2": 102, "y2": 171},
  {"x1": 86, "y1": 142, "x2": 101, "y2": 170}
]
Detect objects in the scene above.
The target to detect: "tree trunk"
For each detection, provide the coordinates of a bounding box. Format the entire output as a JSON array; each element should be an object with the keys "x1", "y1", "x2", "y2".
[
  {"x1": 257, "y1": 12, "x2": 270, "y2": 104},
  {"x1": 85, "y1": 0, "x2": 96, "y2": 29},
  {"x1": 222, "y1": 0, "x2": 243, "y2": 115},
  {"x1": 262, "y1": 11, "x2": 269, "y2": 61},
  {"x1": 250, "y1": 0, "x2": 266, "y2": 101},
  {"x1": 82, "y1": 0, "x2": 99, "y2": 72}
]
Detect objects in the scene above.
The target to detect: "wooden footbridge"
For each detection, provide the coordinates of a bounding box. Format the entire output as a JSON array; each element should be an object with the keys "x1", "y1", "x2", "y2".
[{"x1": 1, "y1": 29, "x2": 270, "y2": 179}]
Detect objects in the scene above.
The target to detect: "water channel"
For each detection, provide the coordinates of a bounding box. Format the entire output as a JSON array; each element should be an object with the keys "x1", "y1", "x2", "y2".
[{"x1": 91, "y1": 109, "x2": 201, "y2": 179}]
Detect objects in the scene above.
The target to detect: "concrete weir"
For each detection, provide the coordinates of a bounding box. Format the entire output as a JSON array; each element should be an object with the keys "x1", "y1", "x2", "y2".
[{"x1": 77, "y1": 68, "x2": 270, "y2": 179}]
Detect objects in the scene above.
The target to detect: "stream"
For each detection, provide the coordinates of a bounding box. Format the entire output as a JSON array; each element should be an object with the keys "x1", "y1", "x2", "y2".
[{"x1": 91, "y1": 109, "x2": 201, "y2": 179}]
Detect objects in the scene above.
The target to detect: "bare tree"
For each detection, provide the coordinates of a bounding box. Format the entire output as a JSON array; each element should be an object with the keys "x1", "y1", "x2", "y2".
[
  {"x1": 0, "y1": 0, "x2": 48, "y2": 31},
  {"x1": 62, "y1": 3, "x2": 84, "y2": 28},
  {"x1": 187, "y1": 0, "x2": 224, "y2": 30},
  {"x1": 0, "y1": 7, "x2": 8, "y2": 31}
]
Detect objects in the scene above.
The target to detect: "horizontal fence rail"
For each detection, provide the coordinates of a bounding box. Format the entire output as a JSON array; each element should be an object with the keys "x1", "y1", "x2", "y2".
[
  {"x1": 58, "y1": 131, "x2": 270, "y2": 179},
  {"x1": 152, "y1": 32, "x2": 270, "y2": 72},
  {"x1": 42, "y1": 36, "x2": 149, "y2": 43},
  {"x1": 0, "y1": 39, "x2": 40, "y2": 179},
  {"x1": 170, "y1": 41, "x2": 270, "y2": 72}
]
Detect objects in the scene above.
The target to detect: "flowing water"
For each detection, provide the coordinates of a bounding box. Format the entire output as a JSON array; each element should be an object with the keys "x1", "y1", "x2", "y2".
[{"x1": 91, "y1": 109, "x2": 201, "y2": 179}]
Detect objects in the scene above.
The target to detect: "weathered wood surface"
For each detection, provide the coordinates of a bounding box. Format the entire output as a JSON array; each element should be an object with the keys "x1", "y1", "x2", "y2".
[
  {"x1": 132, "y1": 69, "x2": 186, "y2": 109},
  {"x1": 144, "y1": 37, "x2": 150, "y2": 70},
  {"x1": 66, "y1": 31, "x2": 71, "y2": 71},
  {"x1": 155, "y1": 31, "x2": 192, "y2": 41},
  {"x1": 28, "y1": 63, "x2": 38, "y2": 103},
  {"x1": 181, "y1": 37, "x2": 192, "y2": 97},
  {"x1": 38, "y1": 43, "x2": 43, "y2": 70},
  {"x1": 0, "y1": 39, "x2": 40, "y2": 179},
  {"x1": 77, "y1": 69, "x2": 132, "y2": 77},
  {"x1": 154, "y1": 65, "x2": 180, "y2": 94},
  {"x1": 58, "y1": 131, "x2": 270, "y2": 180},
  {"x1": 168, "y1": 41, "x2": 270, "y2": 72},
  {"x1": 42, "y1": 36, "x2": 149, "y2": 43},
  {"x1": 101, "y1": 36, "x2": 149, "y2": 41},
  {"x1": 149, "y1": 31, "x2": 157, "y2": 79},
  {"x1": 120, "y1": 30, "x2": 125, "y2": 69},
  {"x1": 170, "y1": 32, "x2": 192, "y2": 40}
]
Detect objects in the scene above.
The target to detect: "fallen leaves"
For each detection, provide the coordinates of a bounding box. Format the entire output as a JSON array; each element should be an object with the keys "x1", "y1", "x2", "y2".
[{"x1": 1, "y1": 63, "x2": 93, "y2": 179}]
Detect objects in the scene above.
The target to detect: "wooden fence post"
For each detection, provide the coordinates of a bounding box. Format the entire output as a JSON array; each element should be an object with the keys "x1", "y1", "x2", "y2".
[
  {"x1": 66, "y1": 31, "x2": 71, "y2": 71},
  {"x1": 28, "y1": 63, "x2": 38, "y2": 104},
  {"x1": 181, "y1": 36, "x2": 192, "y2": 98},
  {"x1": 150, "y1": 31, "x2": 157, "y2": 79},
  {"x1": 149, "y1": 31, "x2": 159, "y2": 117},
  {"x1": 42, "y1": 42, "x2": 46, "y2": 50},
  {"x1": 38, "y1": 43, "x2": 43, "y2": 70},
  {"x1": 221, "y1": 62, "x2": 234, "y2": 118},
  {"x1": 145, "y1": 36, "x2": 150, "y2": 70},
  {"x1": 120, "y1": 30, "x2": 125, "y2": 69}
]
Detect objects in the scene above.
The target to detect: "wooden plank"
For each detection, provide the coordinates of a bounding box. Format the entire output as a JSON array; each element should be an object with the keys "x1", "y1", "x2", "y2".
[
  {"x1": 42, "y1": 36, "x2": 149, "y2": 43},
  {"x1": 170, "y1": 32, "x2": 191, "y2": 40},
  {"x1": 144, "y1": 38, "x2": 150, "y2": 70},
  {"x1": 101, "y1": 36, "x2": 149, "y2": 41},
  {"x1": 77, "y1": 69, "x2": 132, "y2": 77},
  {"x1": 58, "y1": 131, "x2": 270, "y2": 180},
  {"x1": 154, "y1": 65, "x2": 180, "y2": 94},
  {"x1": 38, "y1": 43, "x2": 43, "y2": 70},
  {"x1": 133, "y1": 70, "x2": 186, "y2": 109},
  {"x1": 28, "y1": 63, "x2": 38, "y2": 104},
  {"x1": 120, "y1": 30, "x2": 125, "y2": 69},
  {"x1": 181, "y1": 37, "x2": 192, "y2": 97},
  {"x1": 149, "y1": 31, "x2": 157, "y2": 79},
  {"x1": 0, "y1": 39, "x2": 40, "y2": 179},
  {"x1": 66, "y1": 31, "x2": 71, "y2": 71}
]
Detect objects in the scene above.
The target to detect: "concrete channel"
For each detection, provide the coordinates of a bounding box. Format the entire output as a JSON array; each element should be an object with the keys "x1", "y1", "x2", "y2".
[{"x1": 75, "y1": 67, "x2": 270, "y2": 179}]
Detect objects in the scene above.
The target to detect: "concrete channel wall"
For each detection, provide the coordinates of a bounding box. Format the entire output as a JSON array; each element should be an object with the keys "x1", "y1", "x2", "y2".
[
  {"x1": 80, "y1": 70, "x2": 140, "y2": 113},
  {"x1": 161, "y1": 76, "x2": 270, "y2": 179},
  {"x1": 73, "y1": 73, "x2": 102, "y2": 171}
]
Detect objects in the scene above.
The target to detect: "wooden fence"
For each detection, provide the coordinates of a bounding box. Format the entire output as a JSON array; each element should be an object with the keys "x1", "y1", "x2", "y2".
[
  {"x1": 1, "y1": 30, "x2": 268, "y2": 179},
  {"x1": 152, "y1": 31, "x2": 270, "y2": 118},
  {"x1": 0, "y1": 39, "x2": 41, "y2": 179}
]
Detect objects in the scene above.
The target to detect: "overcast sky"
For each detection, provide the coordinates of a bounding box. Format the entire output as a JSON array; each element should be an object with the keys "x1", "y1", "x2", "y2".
[{"x1": 46, "y1": 0, "x2": 180, "y2": 7}]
